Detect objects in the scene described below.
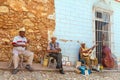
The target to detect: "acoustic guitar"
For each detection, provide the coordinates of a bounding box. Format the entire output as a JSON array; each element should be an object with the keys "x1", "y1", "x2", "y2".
[{"x1": 83, "y1": 44, "x2": 98, "y2": 57}]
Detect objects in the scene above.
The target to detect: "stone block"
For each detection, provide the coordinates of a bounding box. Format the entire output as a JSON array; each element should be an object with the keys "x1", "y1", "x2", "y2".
[{"x1": 0, "y1": 6, "x2": 9, "y2": 13}]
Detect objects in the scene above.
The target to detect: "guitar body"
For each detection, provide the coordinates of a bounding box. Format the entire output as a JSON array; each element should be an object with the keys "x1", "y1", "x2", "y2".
[
  {"x1": 82, "y1": 44, "x2": 98, "y2": 57},
  {"x1": 102, "y1": 46, "x2": 114, "y2": 68},
  {"x1": 83, "y1": 50, "x2": 92, "y2": 56}
]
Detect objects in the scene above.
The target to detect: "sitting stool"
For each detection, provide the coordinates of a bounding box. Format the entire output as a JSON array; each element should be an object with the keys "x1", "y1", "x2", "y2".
[{"x1": 48, "y1": 56, "x2": 57, "y2": 68}]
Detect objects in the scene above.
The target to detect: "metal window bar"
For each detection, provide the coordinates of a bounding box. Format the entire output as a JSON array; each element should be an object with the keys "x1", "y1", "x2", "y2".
[{"x1": 95, "y1": 20, "x2": 110, "y2": 64}]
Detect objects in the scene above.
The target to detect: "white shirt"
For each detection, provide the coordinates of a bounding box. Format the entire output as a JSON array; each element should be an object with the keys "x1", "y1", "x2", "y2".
[{"x1": 12, "y1": 36, "x2": 27, "y2": 53}]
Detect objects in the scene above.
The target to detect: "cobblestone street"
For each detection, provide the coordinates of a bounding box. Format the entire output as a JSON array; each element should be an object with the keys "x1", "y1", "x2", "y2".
[{"x1": 0, "y1": 70, "x2": 120, "y2": 80}]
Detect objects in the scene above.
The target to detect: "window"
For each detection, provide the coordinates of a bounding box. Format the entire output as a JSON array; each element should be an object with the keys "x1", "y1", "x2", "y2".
[
  {"x1": 94, "y1": 11, "x2": 111, "y2": 63},
  {"x1": 95, "y1": 12, "x2": 102, "y2": 18}
]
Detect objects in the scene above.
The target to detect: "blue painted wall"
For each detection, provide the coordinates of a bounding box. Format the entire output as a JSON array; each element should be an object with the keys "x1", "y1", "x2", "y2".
[
  {"x1": 111, "y1": 0, "x2": 120, "y2": 58},
  {"x1": 54, "y1": 0, "x2": 120, "y2": 64}
]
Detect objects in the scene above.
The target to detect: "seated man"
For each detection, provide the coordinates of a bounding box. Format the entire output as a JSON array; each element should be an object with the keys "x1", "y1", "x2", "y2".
[
  {"x1": 47, "y1": 36, "x2": 65, "y2": 74},
  {"x1": 12, "y1": 27, "x2": 34, "y2": 74},
  {"x1": 80, "y1": 42, "x2": 97, "y2": 68}
]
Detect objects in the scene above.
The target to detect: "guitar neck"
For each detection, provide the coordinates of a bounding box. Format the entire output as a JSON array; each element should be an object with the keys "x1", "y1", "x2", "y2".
[{"x1": 90, "y1": 44, "x2": 98, "y2": 50}]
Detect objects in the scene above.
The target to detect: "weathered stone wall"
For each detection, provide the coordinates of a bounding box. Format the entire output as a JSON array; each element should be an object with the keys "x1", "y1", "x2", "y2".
[{"x1": 0, "y1": 0, "x2": 55, "y2": 62}]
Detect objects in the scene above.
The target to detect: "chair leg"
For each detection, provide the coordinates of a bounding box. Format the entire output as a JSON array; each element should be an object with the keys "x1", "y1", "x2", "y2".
[
  {"x1": 48, "y1": 57, "x2": 51, "y2": 68},
  {"x1": 8, "y1": 57, "x2": 13, "y2": 68},
  {"x1": 48, "y1": 57, "x2": 56, "y2": 68},
  {"x1": 19, "y1": 55, "x2": 24, "y2": 68}
]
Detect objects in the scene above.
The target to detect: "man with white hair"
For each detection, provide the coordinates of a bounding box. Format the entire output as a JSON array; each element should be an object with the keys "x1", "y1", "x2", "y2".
[
  {"x1": 80, "y1": 42, "x2": 98, "y2": 68},
  {"x1": 47, "y1": 36, "x2": 65, "y2": 74},
  {"x1": 12, "y1": 27, "x2": 34, "y2": 74}
]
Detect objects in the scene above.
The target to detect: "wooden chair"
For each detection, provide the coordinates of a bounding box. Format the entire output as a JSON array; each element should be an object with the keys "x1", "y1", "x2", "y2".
[{"x1": 43, "y1": 54, "x2": 56, "y2": 68}]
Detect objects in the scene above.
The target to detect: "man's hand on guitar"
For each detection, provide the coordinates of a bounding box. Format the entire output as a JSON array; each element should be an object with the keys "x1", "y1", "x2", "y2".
[
  {"x1": 82, "y1": 44, "x2": 98, "y2": 56},
  {"x1": 91, "y1": 44, "x2": 98, "y2": 50}
]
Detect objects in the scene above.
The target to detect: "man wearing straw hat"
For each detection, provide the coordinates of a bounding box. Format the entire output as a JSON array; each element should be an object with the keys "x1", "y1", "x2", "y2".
[
  {"x1": 47, "y1": 36, "x2": 65, "y2": 74},
  {"x1": 12, "y1": 27, "x2": 34, "y2": 74},
  {"x1": 80, "y1": 42, "x2": 98, "y2": 68}
]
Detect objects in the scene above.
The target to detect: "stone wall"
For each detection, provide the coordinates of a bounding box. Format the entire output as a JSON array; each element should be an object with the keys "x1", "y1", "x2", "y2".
[{"x1": 0, "y1": 0, "x2": 55, "y2": 62}]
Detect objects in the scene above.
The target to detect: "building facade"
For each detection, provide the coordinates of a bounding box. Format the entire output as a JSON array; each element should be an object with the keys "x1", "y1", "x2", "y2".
[
  {"x1": 54, "y1": 0, "x2": 120, "y2": 65},
  {"x1": 0, "y1": 0, "x2": 120, "y2": 67}
]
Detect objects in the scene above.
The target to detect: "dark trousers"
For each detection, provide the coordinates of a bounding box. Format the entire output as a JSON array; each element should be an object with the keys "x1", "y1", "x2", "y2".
[{"x1": 49, "y1": 53, "x2": 63, "y2": 69}]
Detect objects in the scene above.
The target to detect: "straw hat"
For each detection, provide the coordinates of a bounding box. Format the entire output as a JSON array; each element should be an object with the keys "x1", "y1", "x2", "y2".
[
  {"x1": 80, "y1": 42, "x2": 85, "y2": 45},
  {"x1": 51, "y1": 36, "x2": 57, "y2": 39},
  {"x1": 19, "y1": 27, "x2": 25, "y2": 32}
]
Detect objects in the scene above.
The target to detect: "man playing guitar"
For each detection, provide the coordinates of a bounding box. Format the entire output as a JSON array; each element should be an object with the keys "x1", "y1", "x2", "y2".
[{"x1": 80, "y1": 42, "x2": 98, "y2": 68}]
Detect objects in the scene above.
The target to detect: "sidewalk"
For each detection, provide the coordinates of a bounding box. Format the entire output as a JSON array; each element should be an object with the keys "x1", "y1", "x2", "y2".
[
  {"x1": 0, "y1": 62, "x2": 75, "y2": 71},
  {"x1": 0, "y1": 62, "x2": 120, "y2": 80}
]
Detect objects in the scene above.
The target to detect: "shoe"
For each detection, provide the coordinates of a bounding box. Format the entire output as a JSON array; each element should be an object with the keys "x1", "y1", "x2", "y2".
[
  {"x1": 12, "y1": 69, "x2": 19, "y2": 74},
  {"x1": 59, "y1": 69, "x2": 65, "y2": 74},
  {"x1": 25, "y1": 65, "x2": 33, "y2": 72},
  {"x1": 56, "y1": 65, "x2": 60, "y2": 69}
]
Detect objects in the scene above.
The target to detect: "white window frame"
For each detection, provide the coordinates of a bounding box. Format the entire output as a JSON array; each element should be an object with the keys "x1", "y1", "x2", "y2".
[{"x1": 92, "y1": 7, "x2": 114, "y2": 62}]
